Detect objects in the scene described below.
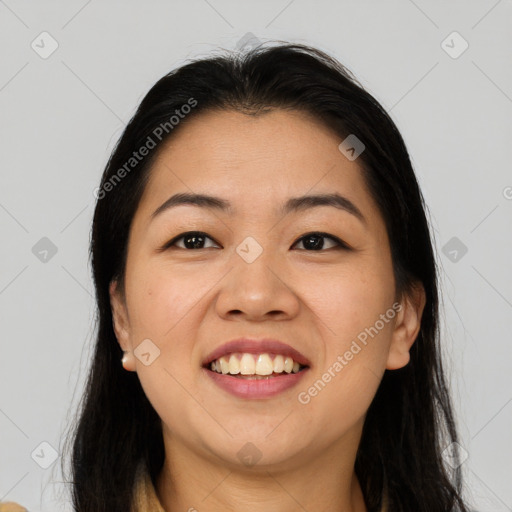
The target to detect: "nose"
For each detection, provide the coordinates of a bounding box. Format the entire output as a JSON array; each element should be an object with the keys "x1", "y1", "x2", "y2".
[{"x1": 214, "y1": 242, "x2": 301, "y2": 322}]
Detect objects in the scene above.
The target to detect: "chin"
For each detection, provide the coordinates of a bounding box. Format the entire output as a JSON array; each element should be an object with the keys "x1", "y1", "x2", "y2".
[{"x1": 200, "y1": 432, "x2": 306, "y2": 470}]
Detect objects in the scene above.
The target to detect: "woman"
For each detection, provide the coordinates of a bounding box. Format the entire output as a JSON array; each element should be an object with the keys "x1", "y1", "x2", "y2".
[{"x1": 54, "y1": 42, "x2": 470, "y2": 511}]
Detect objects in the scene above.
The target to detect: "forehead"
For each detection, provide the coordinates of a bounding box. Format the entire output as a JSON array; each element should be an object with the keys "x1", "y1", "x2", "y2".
[{"x1": 135, "y1": 109, "x2": 380, "y2": 224}]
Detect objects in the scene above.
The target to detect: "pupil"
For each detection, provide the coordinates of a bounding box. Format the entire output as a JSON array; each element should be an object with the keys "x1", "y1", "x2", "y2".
[
  {"x1": 304, "y1": 235, "x2": 323, "y2": 250},
  {"x1": 185, "y1": 233, "x2": 204, "y2": 249}
]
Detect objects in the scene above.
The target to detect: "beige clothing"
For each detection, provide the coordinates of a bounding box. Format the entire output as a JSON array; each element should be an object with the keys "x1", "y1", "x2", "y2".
[
  {"x1": 0, "y1": 504, "x2": 27, "y2": 512},
  {"x1": 131, "y1": 462, "x2": 166, "y2": 512}
]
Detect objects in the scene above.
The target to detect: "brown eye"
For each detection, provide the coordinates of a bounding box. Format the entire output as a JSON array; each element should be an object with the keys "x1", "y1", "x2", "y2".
[
  {"x1": 165, "y1": 231, "x2": 220, "y2": 250},
  {"x1": 161, "y1": 231, "x2": 350, "y2": 252},
  {"x1": 292, "y1": 232, "x2": 349, "y2": 251}
]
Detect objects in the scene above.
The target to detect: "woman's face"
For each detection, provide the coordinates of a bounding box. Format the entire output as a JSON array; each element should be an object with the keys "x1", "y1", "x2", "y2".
[{"x1": 110, "y1": 109, "x2": 422, "y2": 471}]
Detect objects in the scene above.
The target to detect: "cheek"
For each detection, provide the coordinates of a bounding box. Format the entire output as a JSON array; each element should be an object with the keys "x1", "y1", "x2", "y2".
[
  {"x1": 295, "y1": 257, "x2": 396, "y2": 421},
  {"x1": 127, "y1": 265, "x2": 211, "y2": 437},
  {"x1": 306, "y1": 257, "x2": 396, "y2": 344},
  {"x1": 124, "y1": 262, "x2": 206, "y2": 405},
  {"x1": 296, "y1": 316, "x2": 394, "y2": 440},
  {"x1": 127, "y1": 262, "x2": 210, "y2": 341}
]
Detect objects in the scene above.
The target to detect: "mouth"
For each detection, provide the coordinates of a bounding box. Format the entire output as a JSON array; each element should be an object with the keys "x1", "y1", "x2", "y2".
[{"x1": 202, "y1": 338, "x2": 310, "y2": 399}]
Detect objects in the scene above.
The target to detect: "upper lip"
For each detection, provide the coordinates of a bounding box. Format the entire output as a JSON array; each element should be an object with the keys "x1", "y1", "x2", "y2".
[{"x1": 203, "y1": 338, "x2": 311, "y2": 367}]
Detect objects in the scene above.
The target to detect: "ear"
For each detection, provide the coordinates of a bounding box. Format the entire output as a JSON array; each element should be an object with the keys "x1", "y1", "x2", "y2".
[
  {"x1": 109, "y1": 280, "x2": 134, "y2": 366},
  {"x1": 386, "y1": 282, "x2": 426, "y2": 370}
]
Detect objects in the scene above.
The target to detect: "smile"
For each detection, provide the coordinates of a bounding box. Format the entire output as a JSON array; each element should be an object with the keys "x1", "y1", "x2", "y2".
[
  {"x1": 202, "y1": 337, "x2": 311, "y2": 399},
  {"x1": 209, "y1": 353, "x2": 306, "y2": 377}
]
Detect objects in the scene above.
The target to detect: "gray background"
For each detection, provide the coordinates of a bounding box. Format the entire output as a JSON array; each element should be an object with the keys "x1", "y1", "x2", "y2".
[{"x1": 1, "y1": 1, "x2": 511, "y2": 510}]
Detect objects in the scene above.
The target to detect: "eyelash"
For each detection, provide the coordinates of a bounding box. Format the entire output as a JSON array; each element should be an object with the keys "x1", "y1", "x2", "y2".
[{"x1": 162, "y1": 231, "x2": 351, "y2": 252}]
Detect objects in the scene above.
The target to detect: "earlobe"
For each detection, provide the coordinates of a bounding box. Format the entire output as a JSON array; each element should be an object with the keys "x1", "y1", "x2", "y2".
[
  {"x1": 110, "y1": 280, "x2": 136, "y2": 372},
  {"x1": 121, "y1": 350, "x2": 136, "y2": 372},
  {"x1": 386, "y1": 282, "x2": 426, "y2": 370}
]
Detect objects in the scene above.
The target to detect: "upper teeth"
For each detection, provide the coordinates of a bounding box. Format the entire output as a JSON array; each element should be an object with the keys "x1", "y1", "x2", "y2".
[{"x1": 209, "y1": 353, "x2": 303, "y2": 375}]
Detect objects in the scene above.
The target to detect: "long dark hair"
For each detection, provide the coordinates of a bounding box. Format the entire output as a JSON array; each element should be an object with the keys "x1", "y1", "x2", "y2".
[{"x1": 61, "y1": 42, "x2": 470, "y2": 511}]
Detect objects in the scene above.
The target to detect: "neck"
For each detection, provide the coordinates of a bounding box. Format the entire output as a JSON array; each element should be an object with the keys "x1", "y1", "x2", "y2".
[{"x1": 156, "y1": 431, "x2": 368, "y2": 512}]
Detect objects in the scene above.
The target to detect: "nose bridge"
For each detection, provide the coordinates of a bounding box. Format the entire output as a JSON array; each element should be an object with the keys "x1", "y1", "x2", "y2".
[
  {"x1": 233, "y1": 234, "x2": 280, "y2": 293},
  {"x1": 235, "y1": 235, "x2": 268, "y2": 266},
  {"x1": 214, "y1": 233, "x2": 299, "y2": 320}
]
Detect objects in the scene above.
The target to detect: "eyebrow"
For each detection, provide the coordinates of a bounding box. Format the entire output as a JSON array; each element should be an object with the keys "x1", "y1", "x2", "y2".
[{"x1": 151, "y1": 192, "x2": 366, "y2": 224}]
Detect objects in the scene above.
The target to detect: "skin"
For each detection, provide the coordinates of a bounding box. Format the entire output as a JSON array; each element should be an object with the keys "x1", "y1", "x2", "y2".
[{"x1": 110, "y1": 109, "x2": 426, "y2": 512}]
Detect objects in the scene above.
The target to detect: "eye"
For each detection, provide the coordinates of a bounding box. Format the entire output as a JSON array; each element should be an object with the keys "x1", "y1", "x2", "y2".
[
  {"x1": 292, "y1": 232, "x2": 350, "y2": 251},
  {"x1": 160, "y1": 230, "x2": 350, "y2": 252},
  {"x1": 163, "y1": 231, "x2": 221, "y2": 250}
]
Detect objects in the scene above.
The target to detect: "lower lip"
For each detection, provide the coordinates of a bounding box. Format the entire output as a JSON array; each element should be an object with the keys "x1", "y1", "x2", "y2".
[{"x1": 203, "y1": 368, "x2": 309, "y2": 399}]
